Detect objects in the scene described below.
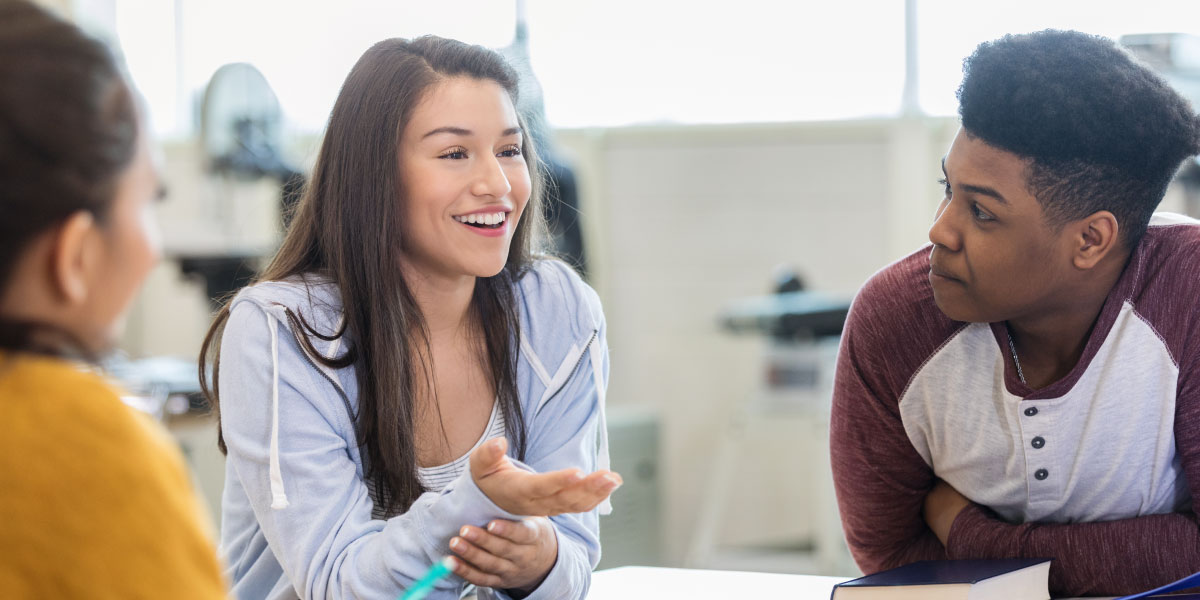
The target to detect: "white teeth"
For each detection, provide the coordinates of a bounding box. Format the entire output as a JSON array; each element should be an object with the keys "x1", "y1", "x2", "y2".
[{"x1": 454, "y1": 211, "x2": 506, "y2": 225}]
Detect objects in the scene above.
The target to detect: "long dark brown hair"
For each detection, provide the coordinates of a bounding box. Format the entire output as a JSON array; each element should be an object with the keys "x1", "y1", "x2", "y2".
[
  {"x1": 0, "y1": 0, "x2": 138, "y2": 359},
  {"x1": 200, "y1": 36, "x2": 548, "y2": 515}
]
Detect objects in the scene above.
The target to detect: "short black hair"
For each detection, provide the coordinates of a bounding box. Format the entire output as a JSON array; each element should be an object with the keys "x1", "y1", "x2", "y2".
[{"x1": 957, "y1": 29, "x2": 1200, "y2": 248}]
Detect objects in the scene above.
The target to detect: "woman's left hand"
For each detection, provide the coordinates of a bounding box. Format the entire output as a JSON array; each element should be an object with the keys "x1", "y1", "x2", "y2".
[{"x1": 449, "y1": 517, "x2": 558, "y2": 595}]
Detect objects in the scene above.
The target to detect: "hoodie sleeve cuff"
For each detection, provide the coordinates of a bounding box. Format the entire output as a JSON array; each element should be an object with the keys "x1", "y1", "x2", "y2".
[{"x1": 413, "y1": 465, "x2": 525, "y2": 558}]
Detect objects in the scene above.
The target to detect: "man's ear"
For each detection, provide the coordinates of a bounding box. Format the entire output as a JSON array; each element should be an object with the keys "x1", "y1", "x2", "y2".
[
  {"x1": 1072, "y1": 210, "x2": 1120, "y2": 270},
  {"x1": 51, "y1": 210, "x2": 99, "y2": 305}
]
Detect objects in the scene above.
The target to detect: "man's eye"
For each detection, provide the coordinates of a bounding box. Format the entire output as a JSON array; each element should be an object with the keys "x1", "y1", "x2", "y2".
[{"x1": 971, "y1": 202, "x2": 994, "y2": 222}]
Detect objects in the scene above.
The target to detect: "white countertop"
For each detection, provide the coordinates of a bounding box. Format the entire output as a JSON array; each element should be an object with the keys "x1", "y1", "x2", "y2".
[{"x1": 590, "y1": 566, "x2": 849, "y2": 599}]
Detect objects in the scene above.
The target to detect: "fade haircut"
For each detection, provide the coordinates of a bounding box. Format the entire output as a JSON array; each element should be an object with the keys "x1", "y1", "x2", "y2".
[{"x1": 957, "y1": 29, "x2": 1200, "y2": 249}]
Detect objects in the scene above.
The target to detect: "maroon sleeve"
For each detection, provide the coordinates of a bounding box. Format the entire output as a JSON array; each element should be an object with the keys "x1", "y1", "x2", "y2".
[
  {"x1": 946, "y1": 506, "x2": 1200, "y2": 596},
  {"x1": 943, "y1": 227, "x2": 1200, "y2": 598},
  {"x1": 945, "y1": 377, "x2": 1200, "y2": 597},
  {"x1": 830, "y1": 250, "x2": 956, "y2": 574}
]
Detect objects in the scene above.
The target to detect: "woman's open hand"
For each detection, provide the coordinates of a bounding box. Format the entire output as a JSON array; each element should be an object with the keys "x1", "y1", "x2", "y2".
[{"x1": 469, "y1": 437, "x2": 621, "y2": 517}]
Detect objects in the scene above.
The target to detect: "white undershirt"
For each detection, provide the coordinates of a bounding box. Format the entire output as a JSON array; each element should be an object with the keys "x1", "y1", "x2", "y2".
[
  {"x1": 366, "y1": 400, "x2": 507, "y2": 519},
  {"x1": 417, "y1": 400, "x2": 507, "y2": 493}
]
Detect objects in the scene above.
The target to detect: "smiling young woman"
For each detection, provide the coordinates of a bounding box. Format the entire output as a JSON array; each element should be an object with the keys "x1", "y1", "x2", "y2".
[{"x1": 200, "y1": 36, "x2": 620, "y2": 600}]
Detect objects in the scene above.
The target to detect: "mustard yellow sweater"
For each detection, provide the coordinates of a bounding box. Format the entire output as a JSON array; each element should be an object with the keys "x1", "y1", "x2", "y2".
[{"x1": 0, "y1": 353, "x2": 227, "y2": 598}]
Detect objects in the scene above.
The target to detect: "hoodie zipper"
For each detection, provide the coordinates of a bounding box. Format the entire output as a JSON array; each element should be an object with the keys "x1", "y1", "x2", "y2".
[
  {"x1": 286, "y1": 319, "x2": 357, "y2": 422},
  {"x1": 535, "y1": 329, "x2": 598, "y2": 417}
]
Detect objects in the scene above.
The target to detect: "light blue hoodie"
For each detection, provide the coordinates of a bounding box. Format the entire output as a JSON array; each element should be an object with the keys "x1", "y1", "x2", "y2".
[{"x1": 216, "y1": 259, "x2": 610, "y2": 600}]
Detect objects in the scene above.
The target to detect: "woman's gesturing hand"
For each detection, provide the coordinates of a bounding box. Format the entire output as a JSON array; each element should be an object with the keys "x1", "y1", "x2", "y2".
[{"x1": 469, "y1": 437, "x2": 621, "y2": 517}]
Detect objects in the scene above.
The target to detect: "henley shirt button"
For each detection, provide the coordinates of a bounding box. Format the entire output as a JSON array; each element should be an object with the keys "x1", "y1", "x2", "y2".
[
  {"x1": 1031, "y1": 436, "x2": 1045, "y2": 449},
  {"x1": 1024, "y1": 406, "x2": 1038, "y2": 417},
  {"x1": 1034, "y1": 468, "x2": 1049, "y2": 480}
]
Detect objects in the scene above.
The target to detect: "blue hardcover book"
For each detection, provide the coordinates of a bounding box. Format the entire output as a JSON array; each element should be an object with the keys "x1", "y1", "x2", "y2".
[
  {"x1": 1114, "y1": 567, "x2": 1200, "y2": 599},
  {"x1": 830, "y1": 558, "x2": 1051, "y2": 600}
]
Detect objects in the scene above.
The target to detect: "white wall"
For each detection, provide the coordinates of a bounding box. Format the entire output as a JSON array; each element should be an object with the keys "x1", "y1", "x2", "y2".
[{"x1": 556, "y1": 117, "x2": 959, "y2": 565}]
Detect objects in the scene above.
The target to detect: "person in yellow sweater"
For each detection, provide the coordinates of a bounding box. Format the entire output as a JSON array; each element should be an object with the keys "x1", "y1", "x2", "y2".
[{"x1": 0, "y1": 1, "x2": 227, "y2": 597}]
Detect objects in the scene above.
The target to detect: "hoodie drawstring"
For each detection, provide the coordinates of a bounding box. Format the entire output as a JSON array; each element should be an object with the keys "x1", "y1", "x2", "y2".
[
  {"x1": 588, "y1": 336, "x2": 612, "y2": 516},
  {"x1": 267, "y1": 312, "x2": 290, "y2": 509}
]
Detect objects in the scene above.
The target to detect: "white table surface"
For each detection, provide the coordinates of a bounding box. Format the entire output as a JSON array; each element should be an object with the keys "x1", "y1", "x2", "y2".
[
  {"x1": 588, "y1": 566, "x2": 1129, "y2": 599},
  {"x1": 590, "y1": 566, "x2": 849, "y2": 599}
]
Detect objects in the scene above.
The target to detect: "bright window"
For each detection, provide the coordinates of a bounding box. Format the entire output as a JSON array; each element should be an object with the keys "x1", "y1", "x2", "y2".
[
  {"x1": 917, "y1": 0, "x2": 1200, "y2": 115},
  {"x1": 109, "y1": 1, "x2": 1200, "y2": 138}
]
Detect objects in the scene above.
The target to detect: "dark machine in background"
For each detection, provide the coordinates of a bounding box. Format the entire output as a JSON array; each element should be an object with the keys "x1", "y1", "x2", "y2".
[
  {"x1": 715, "y1": 268, "x2": 849, "y2": 408},
  {"x1": 687, "y1": 269, "x2": 852, "y2": 572},
  {"x1": 121, "y1": 63, "x2": 303, "y2": 418},
  {"x1": 182, "y1": 62, "x2": 303, "y2": 307}
]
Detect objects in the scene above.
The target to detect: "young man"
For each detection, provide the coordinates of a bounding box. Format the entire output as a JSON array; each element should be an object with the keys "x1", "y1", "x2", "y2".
[{"x1": 831, "y1": 30, "x2": 1200, "y2": 597}]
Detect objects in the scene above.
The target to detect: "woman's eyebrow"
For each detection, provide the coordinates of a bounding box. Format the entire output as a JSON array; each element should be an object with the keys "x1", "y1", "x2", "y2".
[
  {"x1": 421, "y1": 126, "x2": 471, "y2": 139},
  {"x1": 421, "y1": 126, "x2": 522, "y2": 139}
]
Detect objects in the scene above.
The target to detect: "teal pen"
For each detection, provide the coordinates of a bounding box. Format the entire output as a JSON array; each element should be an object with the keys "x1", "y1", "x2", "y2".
[{"x1": 400, "y1": 556, "x2": 456, "y2": 600}]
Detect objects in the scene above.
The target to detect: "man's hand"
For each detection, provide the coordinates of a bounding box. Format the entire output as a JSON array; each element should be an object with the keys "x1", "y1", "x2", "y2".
[
  {"x1": 470, "y1": 437, "x2": 622, "y2": 517},
  {"x1": 923, "y1": 479, "x2": 971, "y2": 546},
  {"x1": 449, "y1": 517, "x2": 558, "y2": 596}
]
